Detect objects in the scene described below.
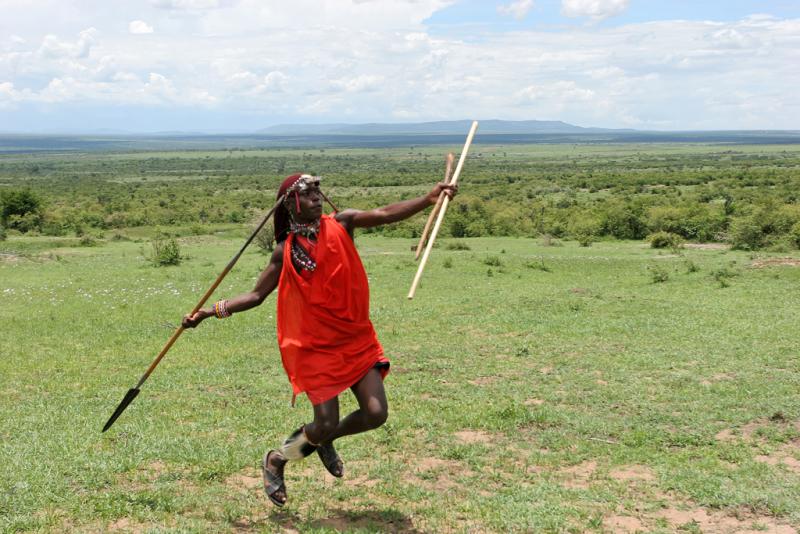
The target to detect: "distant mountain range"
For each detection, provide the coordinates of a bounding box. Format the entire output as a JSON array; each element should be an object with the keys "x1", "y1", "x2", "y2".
[{"x1": 257, "y1": 119, "x2": 634, "y2": 136}]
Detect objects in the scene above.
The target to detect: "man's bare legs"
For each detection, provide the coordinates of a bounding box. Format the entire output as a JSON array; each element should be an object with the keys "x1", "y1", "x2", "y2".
[{"x1": 265, "y1": 368, "x2": 388, "y2": 504}]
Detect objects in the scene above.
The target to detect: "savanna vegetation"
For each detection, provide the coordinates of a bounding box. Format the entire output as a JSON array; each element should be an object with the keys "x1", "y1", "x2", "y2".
[{"x1": 1, "y1": 143, "x2": 800, "y2": 251}]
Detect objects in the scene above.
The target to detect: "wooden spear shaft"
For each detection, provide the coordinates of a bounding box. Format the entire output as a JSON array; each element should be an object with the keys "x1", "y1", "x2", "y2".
[
  {"x1": 414, "y1": 152, "x2": 454, "y2": 260},
  {"x1": 407, "y1": 121, "x2": 478, "y2": 299},
  {"x1": 102, "y1": 195, "x2": 285, "y2": 432}
]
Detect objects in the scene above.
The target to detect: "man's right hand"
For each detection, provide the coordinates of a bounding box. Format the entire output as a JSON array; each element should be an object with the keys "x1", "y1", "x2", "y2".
[{"x1": 182, "y1": 309, "x2": 212, "y2": 328}]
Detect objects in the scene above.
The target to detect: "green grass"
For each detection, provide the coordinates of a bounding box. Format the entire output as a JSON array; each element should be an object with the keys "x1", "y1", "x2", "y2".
[{"x1": 2, "y1": 235, "x2": 800, "y2": 532}]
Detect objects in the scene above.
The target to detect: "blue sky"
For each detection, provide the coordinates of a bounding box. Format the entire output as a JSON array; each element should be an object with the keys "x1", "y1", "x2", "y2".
[{"x1": 1, "y1": 1, "x2": 798, "y2": 133}]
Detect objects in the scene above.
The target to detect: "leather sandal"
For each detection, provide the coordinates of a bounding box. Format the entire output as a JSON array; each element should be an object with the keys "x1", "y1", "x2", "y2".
[
  {"x1": 262, "y1": 450, "x2": 287, "y2": 507},
  {"x1": 317, "y1": 442, "x2": 344, "y2": 478}
]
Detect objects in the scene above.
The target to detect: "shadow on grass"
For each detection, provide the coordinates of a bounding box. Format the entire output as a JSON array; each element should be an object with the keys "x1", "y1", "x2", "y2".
[{"x1": 265, "y1": 507, "x2": 424, "y2": 533}]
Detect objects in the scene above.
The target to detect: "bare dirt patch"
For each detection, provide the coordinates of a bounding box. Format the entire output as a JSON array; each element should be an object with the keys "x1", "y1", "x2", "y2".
[
  {"x1": 468, "y1": 375, "x2": 499, "y2": 386},
  {"x1": 684, "y1": 243, "x2": 731, "y2": 250},
  {"x1": 752, "y1": 258, "x2": 800, "y2": 268},
  {"x1": 609, "y1": 465, "x2": 655, "y2": 482},
  {"x1": 225, "y1": 469, "x2": 262, "y2": 491},
  {"x1": 654, "y1": 505, "x2": 797, "y2": 534},
  {"x1": 403, "y1": 457, "x2": 472, "y2": 493},
  {"x1": 0, "y1": 252, "x2": 21, "y2": 264},
  {"x1": 603, "y1": 514, "x2": 645, "y2": 533},
  {"x1": 525, "y1": 398, "x2": 545, "y2": 406},
  {"x1": 755, "y1": 450, "x2": 800, "y2": 474},
  {"x1": 559, "y1": 460, "x2": 598, "y2": 489},
  {"x1": 454, "y1": 430, "x2": 493, "y2": 444},
  {"x1": 344, "y1": 475, "x2": 381, "y2": 488},
  {"x1": 715, "y1": 419, "x2": 772, "y2": 442}
]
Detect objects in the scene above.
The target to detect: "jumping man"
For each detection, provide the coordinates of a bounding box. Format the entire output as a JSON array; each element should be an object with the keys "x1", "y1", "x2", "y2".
[{"x1": 182, "y1": 173, "x2": 457, "y2": 506}]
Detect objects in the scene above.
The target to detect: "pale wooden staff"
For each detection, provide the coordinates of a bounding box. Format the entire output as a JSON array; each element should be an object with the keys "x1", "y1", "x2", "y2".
[
  {"x1": 408, "y1": 120, "x2": 478, "y2": 299},
  {"x1": 414, "y1": 152, "x2": 454, "y2": 260}
]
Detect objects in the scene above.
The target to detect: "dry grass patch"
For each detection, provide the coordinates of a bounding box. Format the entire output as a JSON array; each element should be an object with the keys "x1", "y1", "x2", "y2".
[{"x1": 751, "y1": 258, "x2": 800, "y2": 268}]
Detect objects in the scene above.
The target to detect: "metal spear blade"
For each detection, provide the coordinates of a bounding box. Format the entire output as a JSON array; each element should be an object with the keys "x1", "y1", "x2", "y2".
[{"x1": 102, "y1": 388, "x2": 140, "y2": 432}]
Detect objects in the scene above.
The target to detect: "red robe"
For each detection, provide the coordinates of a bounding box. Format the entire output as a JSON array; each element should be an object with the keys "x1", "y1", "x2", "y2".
[{"x1": 277, "y1": 215, "x2": 388, "y2": 405}]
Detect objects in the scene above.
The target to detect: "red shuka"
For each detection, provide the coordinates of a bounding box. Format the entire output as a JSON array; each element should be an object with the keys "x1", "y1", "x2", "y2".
[{"x1": 276, "y1": 215, "x2": 388, "y2": 405}]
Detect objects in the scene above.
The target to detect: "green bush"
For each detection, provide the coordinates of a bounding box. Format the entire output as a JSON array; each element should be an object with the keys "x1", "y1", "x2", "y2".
[
  {"x1": 483, "y1": 255, "x2": 502, "y2": 267},
  {"x1": 445, "y1": 241, "x2": 471, "y2": 251},
  {"x1": 648, "y1": 231, "x2": 683, "y2": 249},
  {"x1": 79, "y1": 236, "x2": 98, "y2": 247},
  {"x1": 729, "y1": 216, "x2": 765, "y2": 250},
  {"x1": 253, "y1": 223, "x2": 275, "y2": 254},
  {"x1": 0, "y1": 226, "x2": 6, "y2": 241},
  {"x1": 648, "y1": 264, "x2": 670, "y2": 283},
  {"x1": 149, "y1": 237, "x2": 182, "y2": 266},
  {"x1": 791, "y1": 221, "x2": 800, "y2": 249}
]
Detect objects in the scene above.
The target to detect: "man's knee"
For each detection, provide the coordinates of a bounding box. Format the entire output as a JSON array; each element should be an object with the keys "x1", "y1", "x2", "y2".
[{"x1": 365, "y1": 405, "x2": 388, "y2": 429}]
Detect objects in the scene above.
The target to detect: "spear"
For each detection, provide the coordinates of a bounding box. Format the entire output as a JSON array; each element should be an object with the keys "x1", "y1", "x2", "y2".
[
  {"x1": 408, "y1": 121, "x2": 478, "y2": 299},
  {"x1": 102, "y1": 195, "x2": 286, "y2": 432}
]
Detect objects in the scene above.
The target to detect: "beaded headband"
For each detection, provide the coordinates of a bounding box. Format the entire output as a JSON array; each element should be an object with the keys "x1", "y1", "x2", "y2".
[{"x1": 285, "y1": 174, "x2": 321, "y2": 195}]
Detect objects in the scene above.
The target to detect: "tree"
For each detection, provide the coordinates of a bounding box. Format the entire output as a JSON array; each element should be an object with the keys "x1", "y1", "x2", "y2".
[{"x1": 1, "y1": 189, "x2": 43, "y2": 231}]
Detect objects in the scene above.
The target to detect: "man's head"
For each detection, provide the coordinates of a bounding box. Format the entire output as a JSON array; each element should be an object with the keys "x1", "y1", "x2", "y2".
[{"x1": 274, "y1": 174, "x2": 324, "y2": 242}]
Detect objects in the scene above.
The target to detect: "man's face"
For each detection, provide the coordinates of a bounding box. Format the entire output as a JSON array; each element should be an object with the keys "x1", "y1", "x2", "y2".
[{"x1": 293, "y1": 183, "x2": 323, "y2": 221}]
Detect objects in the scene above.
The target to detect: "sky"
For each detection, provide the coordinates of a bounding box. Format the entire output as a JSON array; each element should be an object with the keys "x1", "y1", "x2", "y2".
[{"x1": 1, "y1": 0, "x2": 798, "y2": 133}]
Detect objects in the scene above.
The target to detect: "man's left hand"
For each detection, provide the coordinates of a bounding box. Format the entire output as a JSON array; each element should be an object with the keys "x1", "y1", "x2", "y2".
[{"x1": 427, "y1": 182, "x2": 458, "y2": 204}]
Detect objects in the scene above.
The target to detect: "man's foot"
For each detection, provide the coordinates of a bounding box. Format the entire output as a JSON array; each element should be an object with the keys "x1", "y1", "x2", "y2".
[
  {"x1": 262, "y1": 450, "x2": 287, "y2": 507},
  {"x1": 317, "y1": 442, "x2": 344, "y2": 478}
]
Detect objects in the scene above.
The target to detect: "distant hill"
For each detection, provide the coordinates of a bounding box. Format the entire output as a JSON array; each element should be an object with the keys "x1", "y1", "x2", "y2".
[{"x1": 257, "y1": 120, "x2": 633, "y2": 136}]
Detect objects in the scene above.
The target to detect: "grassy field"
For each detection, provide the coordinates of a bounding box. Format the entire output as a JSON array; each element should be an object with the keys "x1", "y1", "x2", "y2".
[{"x1": 2, "y1": 230, "x2": 800, "y2": 533}]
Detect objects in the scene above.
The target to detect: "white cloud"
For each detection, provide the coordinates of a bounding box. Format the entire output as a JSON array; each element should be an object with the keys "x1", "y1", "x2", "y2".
[
  {"x1": 498, "y1": 0, "x2": 534, "y2": 20},
  {"x1": 150, "y1": 0, "x2": 230, "y2": 10},
  {"x1": 561, "y1": 0, "x2": 629, "y2": 21},
  {"x1": 129, "y1": 20, "x2": 154, "y2": 34},
  {"x1": 37, "y1": 28, "x2": 97, "y2": 59},
  {"x1": 0, "y1": 2, "x2": 798, "y2": 130},
  {"x1": 331, "y1": 74, "x2": 384, "y2": 93}
]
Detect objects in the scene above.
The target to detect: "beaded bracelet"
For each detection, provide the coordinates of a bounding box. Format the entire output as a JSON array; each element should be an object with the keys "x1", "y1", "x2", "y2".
[{"x1": 214, "y1": 300, "x2": 232, "y2": 319}]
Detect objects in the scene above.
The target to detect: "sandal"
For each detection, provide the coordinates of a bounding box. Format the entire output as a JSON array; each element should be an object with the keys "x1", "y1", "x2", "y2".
[
  {"x1": 262, "y1": 450, "x2": 287, "y2": 507},
  {"x1": 317, "y1": 442, "x2": 344, "y2": 478}
]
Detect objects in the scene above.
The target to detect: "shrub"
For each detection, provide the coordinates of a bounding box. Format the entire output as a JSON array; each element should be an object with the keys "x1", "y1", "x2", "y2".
[
  {"x1": 79, "y1": 236, "x2": 98, "y2": 247},
  {"x1": 711, "y1": 266, "x2": 737, "y2": 288},
  {"x1": 791, "y1": 221, "x2": 800, "y2": 249},
  {"x1": 483, "y1": 255, "x2": 502, "y2": 267},
  {"x1": 569, "y1": 217, "x2": 600, "y2": 247},
  {"x1": 150, "y1": 237, "x2": 182, "y2": 266},
  {"x1": 648, "y1": 264, "x2": 670, "y2": 283},
  {"x1": 443, "y1": 258, "x2": 453, "y2": 269},
  {"x1": 253, "y1": 223, "x2": 275, "y2": 254},
  {"x1": 539, "y1": 234, "x2": 562, "y2": 247},
  {"x1": 729, "y1": 216, "x2": 765, "y2": 250},
  {"x1": 0, "y1": 226, "x2": 6, "y2": 241},
  {"x1": 525, "y1": 257, "x2": 550, "y2": 272},
  {"x1": 445, "y1": 241, "x2": 471, "y2": 251},
  {"x1": 648, "y1": 231, "x2": 684, "y2": 249}
]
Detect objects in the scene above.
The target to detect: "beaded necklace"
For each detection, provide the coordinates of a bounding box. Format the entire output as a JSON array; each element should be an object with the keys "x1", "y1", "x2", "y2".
[
  {"x1": 289, "y1": 219, "x2": 320, "y2": 238},
  {"x1": 291, "y1": 238, "x2": 317, "y2": 272}
]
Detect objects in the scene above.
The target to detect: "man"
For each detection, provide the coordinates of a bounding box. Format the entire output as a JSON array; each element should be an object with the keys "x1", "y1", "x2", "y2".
[{"x1": 182, "y1": 173, "x2": 457, "y2": 506}]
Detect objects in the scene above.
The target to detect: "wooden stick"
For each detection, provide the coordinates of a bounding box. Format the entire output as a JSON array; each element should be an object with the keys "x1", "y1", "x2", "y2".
[
  {"x1": 408, "y1": 121, "x2": 478, "y2": 299},
  {"x1": 415, "y1": 153, "x2": 454, "y2": 260}
]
